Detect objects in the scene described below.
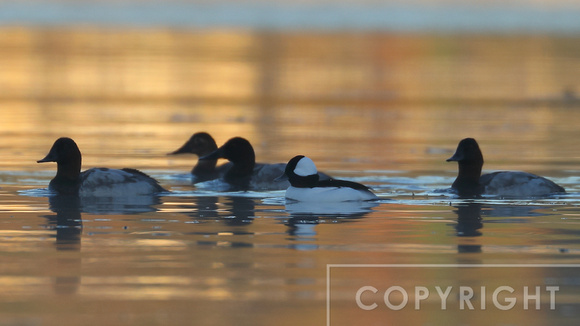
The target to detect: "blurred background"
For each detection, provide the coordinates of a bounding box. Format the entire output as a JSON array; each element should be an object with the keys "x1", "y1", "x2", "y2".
[
  {"x1": 1, "y1": 0, "x2": 579, "y2": 102},
  {"x1": 1, "y1": 0, "x2": 579, "y2": 173}
]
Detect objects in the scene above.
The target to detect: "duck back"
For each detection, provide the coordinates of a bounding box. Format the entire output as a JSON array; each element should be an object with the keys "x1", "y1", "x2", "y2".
[
  {"x1": 480, "y1": 171, "x2": 565, "y2": 197},
  {"x1": 79, "y1": 168, "x2": 166, "y2": 197}
]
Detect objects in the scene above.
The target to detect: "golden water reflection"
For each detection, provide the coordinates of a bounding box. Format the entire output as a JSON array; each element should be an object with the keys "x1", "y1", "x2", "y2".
[{"x1": 0, "y1": 28, "x2": 578, "y2": 101}]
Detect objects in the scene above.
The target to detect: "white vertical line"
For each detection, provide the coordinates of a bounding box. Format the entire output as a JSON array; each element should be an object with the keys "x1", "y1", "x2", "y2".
[{"x1": 326, "y1": 264, "x2": 331, "y2": 326}]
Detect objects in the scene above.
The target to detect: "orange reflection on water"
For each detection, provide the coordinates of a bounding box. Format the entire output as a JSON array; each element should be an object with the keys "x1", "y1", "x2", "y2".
[{"x1": 0, "y1": 28, "x2": 578, "y2": 102}]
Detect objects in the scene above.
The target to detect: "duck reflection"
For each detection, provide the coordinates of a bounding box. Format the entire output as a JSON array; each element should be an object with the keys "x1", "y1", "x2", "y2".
[
  {"x1": 286, "y1": 215, "x2": 319, "y2": 237},
  {"x1": 79, "y1": 195, "x2": 162, "y2": 214},
  {"x1": 212, "y1": 196, "x2": 255, "y2": 248},
  {"x1": 193, "y1": 196, "x2": 220, "y2": 220},
  {"x1": 453, "y1": 202, "x2": 483, "y2": 253},
  {"x1": 42, "y1": 194, "x2": 83, "y2": 295},
  {"x1": 453, "y1": 202, "x2": 483, "y2": 254},
  {"x1": 43, "y1": 194, "x2": 163, "y2": 245},
  {"x1": 453, "y1": 202, "x2": 555, "y2": 254},
  {"x1": 454, "y1": 202, "x2": 483, "y2": 237},
  {"x1": 221, "y1": 196, "x2": 255, "y2": 226},
  {"x1": 180, "y1": 195, "x2": 255, "y2": 225},
  {"x1": 285, "y1": 201, "x2": 378, "y2": 217},
  {"x1": 285, "y1": 201, "x2": 378, "y2": 251},
  {"x1": 45, "y1": 194, "x2": 83, "y2": 250},
  {"x1": 175, "y1": 195, "x2": 256, "y2": 247},
  {"x1": 42, "y1": 193, "x2": 166, "y2": 294}
]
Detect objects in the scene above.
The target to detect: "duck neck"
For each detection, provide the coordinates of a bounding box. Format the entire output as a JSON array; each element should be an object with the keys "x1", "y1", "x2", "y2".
[
  {"x1": 192, "y1": 158, "x2": 217, "y2": 175},
  {"x1": 55, "y1": 159, "x2": 82, "y2": 182},
  {"x1": 50, "y1": 159, "x2": 82, "y2": 194},
  {"x1": 223, "y1": 159, "x2": 254, "y2": 190},
  {"x1": 452, "y1": 162, "x2": 482, "y2": 196},
  {"x1": 226, "y1": 160, "x2": 255, "y2": 178}
]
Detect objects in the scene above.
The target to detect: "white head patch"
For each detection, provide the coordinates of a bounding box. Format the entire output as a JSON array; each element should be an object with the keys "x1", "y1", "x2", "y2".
[{"x1": 294, "y1": 156, "x2": 318, "y2": 176}]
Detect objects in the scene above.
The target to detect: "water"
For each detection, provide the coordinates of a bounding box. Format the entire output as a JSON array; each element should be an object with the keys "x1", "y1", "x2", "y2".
[{"x1": 1, "y1": 29, "x2": 580, "y2": 325}]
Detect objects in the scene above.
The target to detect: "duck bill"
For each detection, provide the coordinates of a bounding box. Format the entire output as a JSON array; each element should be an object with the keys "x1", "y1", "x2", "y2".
[
  {"x1": 446, "y1": 152, "x2": 464, "y2": 162},
  {"x1": 199, "y1": 148, "x2": 224, "y2": 161},
  {"x1": 37, "y1": 152, "x2": 56, "y2": 163},
  {"x1": 167, "y1": 146, "x2": 188, "y2": 156}
]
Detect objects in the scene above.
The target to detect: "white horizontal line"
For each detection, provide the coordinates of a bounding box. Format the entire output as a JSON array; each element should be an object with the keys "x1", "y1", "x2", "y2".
[{"x1": 328, "y1": 264, "x2": 580, "y2": 268}]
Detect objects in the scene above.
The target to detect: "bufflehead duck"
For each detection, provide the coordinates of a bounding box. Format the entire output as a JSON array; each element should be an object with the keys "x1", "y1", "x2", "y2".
[
  {"x1": 168, "y1": 132, "x2": 232, "y2": 183},
  {"x1": 38, "y1": 137, "x2": 166, "y2": 196},
  {"x1": 280, "y1": 155, "x2": 378, "y2": 202},
  {"x1": 447, "y1": 138, "x2": 565, "y2": 198}
]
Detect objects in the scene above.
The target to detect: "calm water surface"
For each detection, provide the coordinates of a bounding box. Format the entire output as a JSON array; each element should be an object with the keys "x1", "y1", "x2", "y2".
[{"x1": 1, "y1": 29, "x2": 580, "y2": 325}]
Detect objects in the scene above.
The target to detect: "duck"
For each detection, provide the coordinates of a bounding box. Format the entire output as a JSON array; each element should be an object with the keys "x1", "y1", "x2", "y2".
[
  {"x1": 199, "y1": 137, "x2": 289, "y2": 191},
  {"x1": 168, "y1": 132, "x2": 232, "y2": 183},
  {"x1": 278, "y1": 155, "x2": 378, "y2": 202},
  {"x1": 200, "y1": 137, "x2": 332, "y2": 191},
  {"x1": 38, "y1": 137, "x2": 166, "y2": 196},
  {"x1": 447, "y1": 138, "x2": 565, "y2": 198}
]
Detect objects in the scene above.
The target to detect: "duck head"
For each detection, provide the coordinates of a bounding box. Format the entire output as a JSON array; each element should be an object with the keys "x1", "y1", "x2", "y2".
[
  {"x1": 38, "y1": 137, "x2": 83, "y2": 184},
  {"x1": 447, "y1": 138, "x2": 484, "y2": 165},
  {"x1": 280, "y1": 155, "x2": 320, "y2": 188},
  {"x1": 200, "y1": 137, "x2": 255, "y2": 166},
  {"x1": 38, "y1": 137, "x2": 82, "y2": 167},
  {"x1": 200, "y1": 137, "x2": 256, "y2": 189},
  {"x1": 168, "y1": 132, "x2": 218, "y2": 157}
]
